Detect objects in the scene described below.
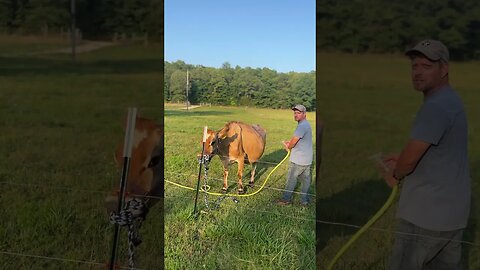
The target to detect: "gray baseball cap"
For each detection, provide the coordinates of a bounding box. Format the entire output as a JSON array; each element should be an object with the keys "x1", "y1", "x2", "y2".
[
  {"x1": 405, "y1": 39, "x2": 449, "y2": 62},
  {"x1": 291, "y1": 104, "x2": 306, "y2": 112}
]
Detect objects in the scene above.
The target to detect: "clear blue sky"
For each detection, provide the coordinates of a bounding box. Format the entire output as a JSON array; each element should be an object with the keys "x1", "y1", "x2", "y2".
[{"x1": 165, "y1": 0, "x2": 315, "y2": 73}]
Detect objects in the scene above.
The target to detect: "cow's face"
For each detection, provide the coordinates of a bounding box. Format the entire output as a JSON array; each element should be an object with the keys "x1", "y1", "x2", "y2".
[
  {"x1": 201, "y1": 129, "x2": 218, "y2": 158},
  {"x1": 105, "y1": 117, "x2": 163, "y2": 214},
  {"x1": 199, "y1": 124, "x2": 240, "y2": 160}
]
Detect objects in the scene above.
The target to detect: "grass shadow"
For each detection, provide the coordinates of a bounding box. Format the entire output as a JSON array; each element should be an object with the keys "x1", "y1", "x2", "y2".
[
  {"x1": 240, "y1": 149, "x2": 288, "y2": 194},
  {"x1": 0, "y1": 56, "x2": 162, "y2": 76},
  {"x1": 255, "y1": 149, "x2": 288, "y2": 177},
  {"x1": 316, "y1": 179, "x2": 391, "y2": 254},
  {"x1": 205, "y1": 149, "x2": 287, "y2": 195},
  {"x1": 164, "y1": 109, "x2": 232, "y2": 117}
]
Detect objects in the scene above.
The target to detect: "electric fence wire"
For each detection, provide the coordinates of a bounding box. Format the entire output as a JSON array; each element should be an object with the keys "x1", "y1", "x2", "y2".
[
  {"x1": 2, "y1": 178, "x2": 480, "y2": 249},
  {"x1": 164, "y1": 171, "x2": 316, "y2": 196},
  {"x1": 164, "y1": 193, "x2": 480, "y2": 248},
  {"x1": 0, "y1": 179, "x2": 479, "y2": 268},
  {"x1": 0, "y1": 250, "x2": 145, "y2": 270}
]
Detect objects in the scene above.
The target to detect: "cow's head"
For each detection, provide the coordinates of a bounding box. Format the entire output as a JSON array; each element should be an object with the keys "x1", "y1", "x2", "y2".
[
  {"x1": 199, "y1": 129, "x2": 217, "y2": 161},
  {"x1": 198, "y1": 123, "x2": 239, "y2": 161},
  {"x1": 105, "y1": 116, "x2": 163, "y2": 215}
]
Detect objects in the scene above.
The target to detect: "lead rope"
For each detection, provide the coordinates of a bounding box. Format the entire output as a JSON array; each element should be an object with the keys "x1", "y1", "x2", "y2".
[
  {"x1": 200, "y1": 155, "x2": 238, "y2": 213},
  {"x1": 109, "y1": 198, "x2": 147, "y2": 269},
  {"x1": 202, "y1": 155, "x2": 211, "y2": 210}
]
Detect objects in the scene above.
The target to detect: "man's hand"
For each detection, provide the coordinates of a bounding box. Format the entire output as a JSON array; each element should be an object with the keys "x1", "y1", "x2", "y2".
[
  {"x1": 373, "y1": 153, "x2": 399, "y2": 188},
  {"x1": 382, "y1": 171, "x2": 399, "y2": 188},
  {"x1": 282, "y1": 140, "x2": 289, "y2": 151},
  {"x1": 382, "y1": 153, "x2": 399, "y2": 172}
]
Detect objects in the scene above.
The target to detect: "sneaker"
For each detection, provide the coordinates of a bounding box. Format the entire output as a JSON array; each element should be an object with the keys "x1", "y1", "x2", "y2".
[{"x1": 277, "y1": 199, "x2": 291, "y2": 206}]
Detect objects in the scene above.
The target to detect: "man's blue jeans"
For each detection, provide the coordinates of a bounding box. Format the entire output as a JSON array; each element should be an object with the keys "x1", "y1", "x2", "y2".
[
  {"x1": 389, "y1": 218, "x2": 464, "y2": 270},
  {"x1": 281, "y1": 162, "x2": 311, "y2": 204}
]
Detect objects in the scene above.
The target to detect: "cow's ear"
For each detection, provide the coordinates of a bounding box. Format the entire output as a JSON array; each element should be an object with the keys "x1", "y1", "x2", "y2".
[
  {"x1": 223, "y1": 123, "x2": 230, "y2": 132},
  {"x1": 218, "y1": 130, "x2": 227, "y2": 139}
]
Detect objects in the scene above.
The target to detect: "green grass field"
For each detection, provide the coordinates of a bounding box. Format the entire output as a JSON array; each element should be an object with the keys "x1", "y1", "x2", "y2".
[
  {"x1": 164, "y1": 105, "x2": 316, "y2": 269},
  {"x1": 317, "y1": 52, "x2": 480, "y2": 269},
  {"x1": 0, "y1": 38, "x2": 163, "y2": 269}
]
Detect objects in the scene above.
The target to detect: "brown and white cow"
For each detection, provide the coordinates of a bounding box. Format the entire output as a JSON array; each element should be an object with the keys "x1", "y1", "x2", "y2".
[
  {"x1": 105, "y1": 116, "x2": 163, "y2": 216},
  {"x1": 202, "y1": 121, "x2": 266, "y2": 194}
]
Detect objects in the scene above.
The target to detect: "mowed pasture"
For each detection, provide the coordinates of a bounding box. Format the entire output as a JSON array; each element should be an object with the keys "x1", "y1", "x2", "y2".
[
  {"x1": 0, "y1": 35, "x2": 72, "y2": 56},
  {"x1": 0, "y1": 36, "x2": 163, "y2": 269},
  {"x1": 317, "y1": 52, "x2": 480, "y2": 269},
  {"x1": 164, "y1": 105, "x2": 316, "y2": 269}
]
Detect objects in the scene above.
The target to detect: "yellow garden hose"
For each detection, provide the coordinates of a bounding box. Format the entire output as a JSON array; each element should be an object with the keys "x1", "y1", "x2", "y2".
[
  {"x1": 165, "y1": 150, "x2": 290, "y2": 197},
  {"x1": 327, "y1": 184, "x2": 398, "y2": 270}
]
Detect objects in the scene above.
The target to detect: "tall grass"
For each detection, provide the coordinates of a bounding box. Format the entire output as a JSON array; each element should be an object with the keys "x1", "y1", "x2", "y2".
[
  {"x1": 317, "y1": 52, "x2": 480, "y2": 269},
  {"x1": 164, "y1": 105, "x2": 316, "y2": 269}
]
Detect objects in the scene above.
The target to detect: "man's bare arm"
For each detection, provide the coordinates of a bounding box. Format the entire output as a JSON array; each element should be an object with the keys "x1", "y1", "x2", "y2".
[
  {"x1": 394, "y1": 139, "x2": 431, "y2": 180},
  {"x1": 282, "y1": 136, "x2": 300, "y2": 150}
]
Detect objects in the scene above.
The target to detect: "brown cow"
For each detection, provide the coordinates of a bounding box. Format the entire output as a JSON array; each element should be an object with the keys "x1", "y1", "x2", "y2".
[
  {"x1": 105, "y1": 116, "x2": 163, "y2": 215},
  {"x1": 202, "y1": 121, "x2": 266, "y2": 194}
]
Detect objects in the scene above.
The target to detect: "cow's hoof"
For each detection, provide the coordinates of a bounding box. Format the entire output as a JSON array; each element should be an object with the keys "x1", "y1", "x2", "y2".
[
  {"x1": 221, "y1": 188, "x2": 227, "y2": 194},
  {"x1": 237, "y1": 189, "x2": 245, "y2": 195},
  {"x1": 248, "y1": 182, "x2": 254, "y2": 188}
]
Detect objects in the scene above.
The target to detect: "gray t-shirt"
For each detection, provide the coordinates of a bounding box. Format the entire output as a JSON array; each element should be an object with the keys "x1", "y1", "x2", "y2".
[
  {"x1": 290, "y1": 119, "x2": 313, "y2": 166},
  {"x1": 397, "y1": 85, "x2": 471, "y2": 231}
]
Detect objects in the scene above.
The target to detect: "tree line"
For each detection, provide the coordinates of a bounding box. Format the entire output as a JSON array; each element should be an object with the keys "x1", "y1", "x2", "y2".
[
  {"x1": 165, "y1": 61, "x2": 316, "y2": 111},
  {"x1": 0, "y1": 0, "x2": 162, "y2": 40},
  {"x1": 317, "y1": 0, "x2": 480, "y2": 60}
]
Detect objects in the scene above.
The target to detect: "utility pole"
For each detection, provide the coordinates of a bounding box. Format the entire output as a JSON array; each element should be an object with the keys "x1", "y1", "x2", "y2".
[
  {"x1": 186, "y1": 70, "x2": 190, "y2": 111},
  {"x1": 70, "y1": 0, "x2": 76, "y2": 61}
]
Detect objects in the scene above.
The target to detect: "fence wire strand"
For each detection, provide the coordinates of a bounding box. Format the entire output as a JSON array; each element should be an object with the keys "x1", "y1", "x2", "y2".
[
  {"x1": 164, "y1": 171, "x2": 317, "y2": 196},
  {"x1": 0, "y1": 250, "x2": 145, "y2": 269},
  {"x1": 164, "y1": 193, "x2": 480, "y2": 248},
  {"x1": 2, "y1": 179, "x2": 478, "y2": 249},
  {"x1": 0, "y1": 176, "x2": 478, "y2": 268}
]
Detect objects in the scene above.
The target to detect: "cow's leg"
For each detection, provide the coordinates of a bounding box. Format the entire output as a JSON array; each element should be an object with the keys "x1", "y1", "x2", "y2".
[
  {"x1": 249, "y1": 162, "x2": 257, "y2": 187},
  {"x1": 222, "y1": 165, "x2": 228, "y2": 193},
  {"x1": 237, "y1": 159, "x2": 245, "y2": 194}
]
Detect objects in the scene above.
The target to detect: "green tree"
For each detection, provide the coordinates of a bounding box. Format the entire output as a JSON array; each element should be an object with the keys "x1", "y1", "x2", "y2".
[
  {"x1": 23, "y1": 0, "x2": 70, "y2": 34},
  {"x1": 164, "y1": 60, "x2": 316, "y2": 110},
  {"x1": 317, "y1": 0, "x2": 480, "y2": 60},
  {"x1": 0, "y1": 0, "x2": 15, "y2": 32}
]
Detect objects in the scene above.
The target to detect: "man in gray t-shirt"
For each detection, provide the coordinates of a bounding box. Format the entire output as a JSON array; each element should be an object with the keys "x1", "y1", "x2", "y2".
[
  {"x1": 380, "y1": 40, "x2": 471, "y2": 269},
  {"x1": 277, "y1": 104, "x2": 313, "y2": 206}
]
